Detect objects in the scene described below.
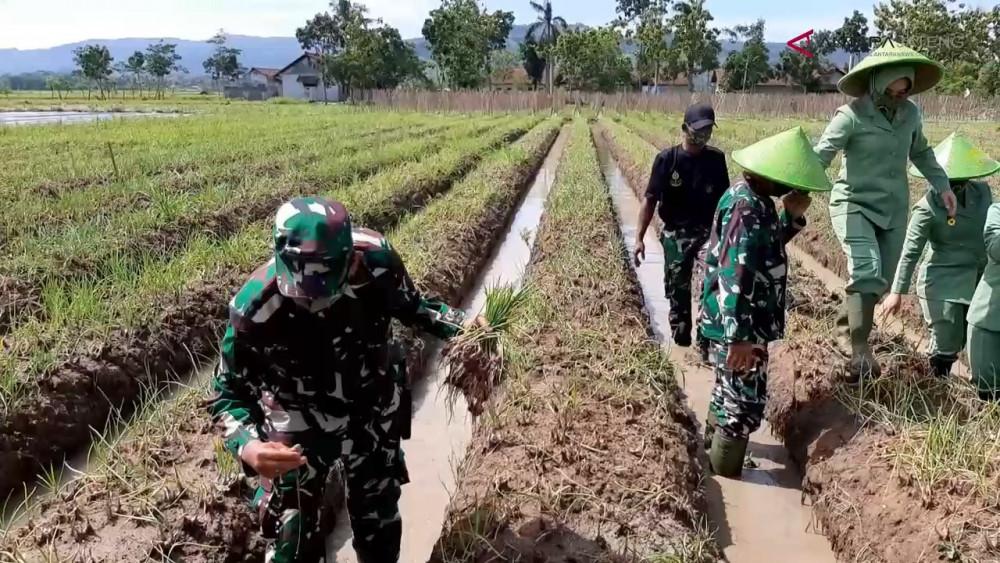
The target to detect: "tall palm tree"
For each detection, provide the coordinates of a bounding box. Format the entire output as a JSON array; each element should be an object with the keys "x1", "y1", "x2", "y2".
[{"x1": 526, "y1": 1, "x2": 568, "y2": 93}]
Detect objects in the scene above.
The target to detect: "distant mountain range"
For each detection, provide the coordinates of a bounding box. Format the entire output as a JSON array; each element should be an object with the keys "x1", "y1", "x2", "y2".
[{"x1": 0, "y1": 26, "x2": 852, "y2": 75}]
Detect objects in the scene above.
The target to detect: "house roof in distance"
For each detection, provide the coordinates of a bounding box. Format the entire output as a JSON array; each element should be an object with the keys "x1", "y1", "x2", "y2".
[{"x1": 249, "y1": 67, "x2": 281, "y2": 80}]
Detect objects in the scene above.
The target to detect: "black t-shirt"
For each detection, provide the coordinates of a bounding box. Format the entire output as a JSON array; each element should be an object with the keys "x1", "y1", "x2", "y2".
[{"x1": 645, "y1": 144, "x2": 730, "y2": 230}]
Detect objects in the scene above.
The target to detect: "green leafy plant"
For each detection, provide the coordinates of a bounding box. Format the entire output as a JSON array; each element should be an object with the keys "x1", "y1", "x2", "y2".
[{"x1": 444, "y1": 282, "x2": 532, "y2": 415}]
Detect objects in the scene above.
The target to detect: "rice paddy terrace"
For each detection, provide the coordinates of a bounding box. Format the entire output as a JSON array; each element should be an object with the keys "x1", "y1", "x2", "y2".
[{"x1": 0, "y1": 102, "x2": 998, "y2": 563}]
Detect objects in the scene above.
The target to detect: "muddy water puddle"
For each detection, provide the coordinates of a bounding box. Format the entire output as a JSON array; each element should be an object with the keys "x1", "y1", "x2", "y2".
[
  {"x1": 0, "y1": 111, "x2": 178, "y2": 126},
  {"x1": 595, "y1": 136, "x2": 836, "y2": 563},
  {"x1": 328, "y1": 127, "x2": 569, "y2": 562}
]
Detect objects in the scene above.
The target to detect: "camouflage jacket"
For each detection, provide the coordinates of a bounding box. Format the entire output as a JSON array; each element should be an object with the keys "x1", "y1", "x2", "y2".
[
  {"x1": 699, "y1": 182, "x2": 805, "y2": 345},
  {"x1": 207, "y1": 228, "x2": 465, "y2": 462}
]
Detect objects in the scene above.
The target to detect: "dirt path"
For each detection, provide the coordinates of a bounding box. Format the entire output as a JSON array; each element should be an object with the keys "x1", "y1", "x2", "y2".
[
  {"x1": 327, "y1": 127, "x2": 570, "y2": 563},
  {"x1": 597, "y1": 141, "x2": 836, "y2": 563}
]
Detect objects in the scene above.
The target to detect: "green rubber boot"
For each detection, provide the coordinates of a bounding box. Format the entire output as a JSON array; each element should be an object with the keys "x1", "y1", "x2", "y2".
[
  {"x1": 709, "y1": 432, "x2": 749, "y2": 478},
  {"x1": 835, "y1": 299, "x2": 851, "y2": 356},
  {"x1": 703, "y1": 409, "x2": 717, "y2": 451},
  {"x1": 846, "y1": 293, "x2": 881, "y2": 384}
]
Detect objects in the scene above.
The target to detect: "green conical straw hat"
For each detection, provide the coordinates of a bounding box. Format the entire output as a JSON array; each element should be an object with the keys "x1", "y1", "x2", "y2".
[
  {"x1": 909, "y1": 133, "x2": 1000, "y2": 180},
  {"x1": 838, "y1": 41, "x2": 943, "y2": 97},
  {"x1": 732, "y1": 127, "x2": 833, "y2": 193}
]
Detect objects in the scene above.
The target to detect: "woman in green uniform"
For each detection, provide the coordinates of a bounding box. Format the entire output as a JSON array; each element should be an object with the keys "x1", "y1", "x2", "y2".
[
  {"x1": 883, "y1": 133, "x2": 996, "y2": 378},
  {"x1": 964, "y1": 156, "x2": 1000, "y2": 400},
  {"x1": 813, "y1": 42, "x2": 957, "y2": 382}
]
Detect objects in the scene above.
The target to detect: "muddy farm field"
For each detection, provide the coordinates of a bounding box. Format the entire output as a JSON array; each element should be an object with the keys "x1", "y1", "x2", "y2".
[{"x1": 1, "y1": 103, "x2": 999, "y2": 563}]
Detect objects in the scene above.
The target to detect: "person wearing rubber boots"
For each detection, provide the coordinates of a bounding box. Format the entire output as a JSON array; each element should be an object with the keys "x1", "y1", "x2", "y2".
[
  {"x1": 883, "y1": 134, "x2": 996, "y2": 378},
  {"x1": 206, "y1": 196, "x2": 479, "y2": 563},
  {"x1": 699, "y1": 128, "x2": 832, "y2": 477},
  {"x1": 635, "y1": 103, "x2": 730, "y2": 358},
  {"x1": 813, "y1": 41, "x2": 956, "y2": 383}
]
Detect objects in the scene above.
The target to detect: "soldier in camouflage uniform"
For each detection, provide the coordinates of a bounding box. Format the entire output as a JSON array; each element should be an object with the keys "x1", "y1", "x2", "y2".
[
  {"x1": 635, "y1": 104, "x2": 729, "y2": 352},
  {"x1": 207, "y1": 196, "x2": 473, "y2": 563},
  {"x1": 699, "y1": 128, "x2": 831, "y2": 478}
]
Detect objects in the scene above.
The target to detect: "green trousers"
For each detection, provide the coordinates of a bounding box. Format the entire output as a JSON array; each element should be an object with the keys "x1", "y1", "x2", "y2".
[
  {"x1": 832, "y1": 212, "x2": 906, "y2": 297},
  {"x1": 968, "y1": 325, "x2": 1000, "y2": 400},
  {"x1": 920, "y1": 298, "x2": 968, "y2": 362}
]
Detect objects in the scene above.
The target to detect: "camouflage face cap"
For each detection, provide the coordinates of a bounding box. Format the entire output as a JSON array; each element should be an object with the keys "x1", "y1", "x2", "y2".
[{"x1": 274, "y1": 196, "x2": 353, "y2": 299}]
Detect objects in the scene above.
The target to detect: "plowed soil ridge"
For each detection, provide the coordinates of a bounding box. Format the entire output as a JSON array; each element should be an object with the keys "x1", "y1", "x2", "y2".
[
  {"x1": 0, "y1": 120, "x2": 564, "y2": 562},
  {"x1": 430, "y1": 120, "x2": 711, "y2": 562},
  {"x1": 767, "y1": 262, "x2": 1000, "y2": 563}
]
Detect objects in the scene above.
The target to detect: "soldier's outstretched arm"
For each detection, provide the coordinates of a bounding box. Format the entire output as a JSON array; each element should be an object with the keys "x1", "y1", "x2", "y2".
[
  {"x1": 385, "y1": 246, "x2": 466, "y2": 339},
  {"x1": 717, "y1": 203, "x2": 764, "y2": 343},
  {"x1": 206, "y1": 322, "x2": 266, "y2": 464}
]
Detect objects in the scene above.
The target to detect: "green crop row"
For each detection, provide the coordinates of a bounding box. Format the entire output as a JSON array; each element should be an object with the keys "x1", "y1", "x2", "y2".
[
  {"x1": 0, "y1": 106, "x2": 427, "y2": 196},
  {"x1": 0, "y1": 118, "x2": 565, "y2": 560},
  {"x1": 434, "y1": 119, "x2": 714, "y2": 561},
  {"x1": 0, "y1": 114, "x2": 541, "y2": 411},
  {"x1": 0, "y1": 113, "x2": 480, "y2": 246},
  {"x1": 0, "y1": 118, "x2": 516, "y2": 338}
]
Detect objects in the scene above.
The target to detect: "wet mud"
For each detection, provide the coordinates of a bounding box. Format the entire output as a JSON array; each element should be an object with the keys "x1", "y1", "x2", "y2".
[{"x1": 597, "y1": 126, "x2": 837, "y2": 563}]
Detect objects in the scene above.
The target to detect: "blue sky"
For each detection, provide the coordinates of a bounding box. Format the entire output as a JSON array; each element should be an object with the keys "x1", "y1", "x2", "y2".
[{"x1": 0, "y1": 0, "x2": 995, "y2": 50}]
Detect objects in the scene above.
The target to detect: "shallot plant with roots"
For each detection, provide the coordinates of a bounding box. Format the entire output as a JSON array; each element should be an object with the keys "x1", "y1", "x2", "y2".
[{"x1": 444, "y1": 282, "x2": 532, "y2": 416}]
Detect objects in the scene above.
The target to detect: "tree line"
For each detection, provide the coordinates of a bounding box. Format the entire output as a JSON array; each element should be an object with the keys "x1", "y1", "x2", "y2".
[
  {"x1": 2, "y1": 31, "x2": 246, "y2": 99},
  {"x1": 412, "y1": 0, "x2": 999, "y2": 96},
  {"x1": 4, "y1": 0, "x2": 998, "y2": 99}
]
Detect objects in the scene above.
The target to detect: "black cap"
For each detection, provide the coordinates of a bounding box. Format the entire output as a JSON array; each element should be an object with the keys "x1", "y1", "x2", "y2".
[{"x1": 684, "y1": 103, "x2": 716, "y2": 130}]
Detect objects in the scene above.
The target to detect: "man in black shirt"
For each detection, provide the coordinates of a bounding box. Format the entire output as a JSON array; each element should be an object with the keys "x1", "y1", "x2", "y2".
[{"x1": 634, "y1": 103, "x2": 730, "y2": 350}]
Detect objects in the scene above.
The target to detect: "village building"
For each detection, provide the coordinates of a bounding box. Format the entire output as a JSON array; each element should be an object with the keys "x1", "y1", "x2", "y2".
[
  {"x1": 225, "y1": 54, "x2": 346, "y2": 102},
  {"x1": 247, "y1": 67, "x2": 282, "y2": 98}
]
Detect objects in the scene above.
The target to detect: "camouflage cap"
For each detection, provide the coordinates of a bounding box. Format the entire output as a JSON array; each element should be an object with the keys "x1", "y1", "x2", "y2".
[{"x1": 274, "y1": 196, "x2": 354, "y2": 299}]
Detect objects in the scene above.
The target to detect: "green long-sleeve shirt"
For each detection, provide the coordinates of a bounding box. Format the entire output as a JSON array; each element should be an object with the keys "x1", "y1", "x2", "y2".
[
  {"x1": 814, "y1": 96, "x2": 951, "y2": 230},
  {"x1": 969, "y1": 204, "x2": 1000, "y2": 332},
  {"x1": 891, "y1": 180, "x2": 991, "y2": 303}
]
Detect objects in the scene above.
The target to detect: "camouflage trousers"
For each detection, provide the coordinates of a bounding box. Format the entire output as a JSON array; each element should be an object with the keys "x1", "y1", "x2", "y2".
[
  {"x1": 253, "y1": 438, "x2": 408, "y2": 563},
  {"x1": 708, "y1": 342, "x2": 770, "y2": 440},
  {"x1": 661, "y1": 226, "x2": 710, "y2": 345},
  {"x1": 254, "y1": 353, "x2": 411, "y2": 563}
]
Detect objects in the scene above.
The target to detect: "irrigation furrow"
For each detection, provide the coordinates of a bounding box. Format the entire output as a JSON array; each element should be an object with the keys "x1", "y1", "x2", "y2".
[
  {"x1": 0, "y1": 117, "x2": 566, "y2": 562},
  {"x1": 0, "y1": 115, "x2": 547, "y2": 505},
  {"x1": 596, "y1": 119, "x2": 838, "y2": 562},
  {"x1": 431, "y1": 119, "x2": 711, "y2": 562}
]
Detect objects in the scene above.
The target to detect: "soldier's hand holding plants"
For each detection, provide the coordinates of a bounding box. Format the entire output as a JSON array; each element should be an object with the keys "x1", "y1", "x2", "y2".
[
  {"x1": 782, "y1": 191, "x2": 812, "y2": 220},
  {"x1": 241, "y1": 440, "x2": 307, "y2": 479},
  {"x1": 463, "y1": 315, "x2": 489, "y2": 330}
]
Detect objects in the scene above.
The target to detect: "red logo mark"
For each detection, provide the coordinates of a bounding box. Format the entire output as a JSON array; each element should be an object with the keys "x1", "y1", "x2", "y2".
[{"x1": 787, "y1": 29, "x2": 815, "y2": 58}]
